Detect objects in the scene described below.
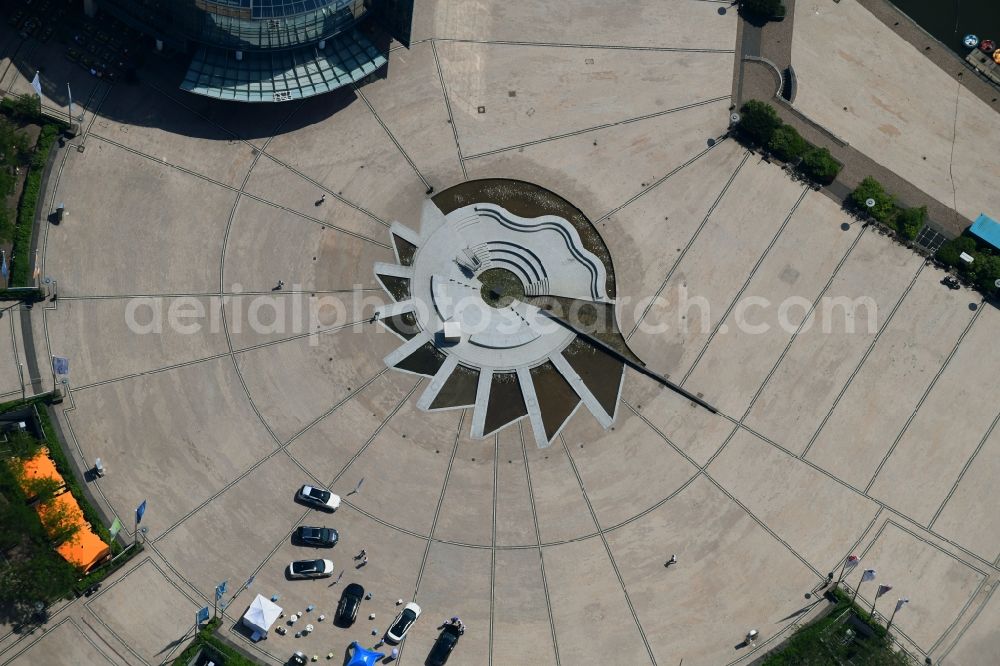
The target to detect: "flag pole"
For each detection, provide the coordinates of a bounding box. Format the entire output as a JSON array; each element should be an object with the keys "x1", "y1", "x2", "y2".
[
  {"x1": 870, "y1": 592, "x2": 881, "y2": 618},
  {"x1": 51, "y1": 355, "x2": 57, "y2": 392},
  {"x1": 67, "y1": 83, "x2": 73, "y2": 127},
  {"x1": 851, "y1": 577, "x2": 866, "y2": 606},
  {"x1": 886, "y1": 605, "x2": 899, "y2": 633}
]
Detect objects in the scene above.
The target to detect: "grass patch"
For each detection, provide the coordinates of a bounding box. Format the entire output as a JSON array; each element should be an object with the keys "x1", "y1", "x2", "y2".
[
  {"x1": 479, "y1": 267, "x2": 525, "y2": 308},
  {"x1": 762, "y1": 588, "x2": 914, "y2": 665},
  {"x1": 8, "y1": 123, "x2": 58, "y2": 286}
]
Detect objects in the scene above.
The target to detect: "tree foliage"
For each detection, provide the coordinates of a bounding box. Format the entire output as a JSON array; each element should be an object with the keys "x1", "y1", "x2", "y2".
[
  {"x1": 742, "y1": 0, "x2": 787, "y2": 19},
  {"x1": 768, "y1": 125, "x2": 808, "y2": 162},
  {"x1": 801, "y1": 147, "x2": 842, "y2": 184},
  {"x1": 739, "y1": 100, "x2": 783, "y2": 146}
]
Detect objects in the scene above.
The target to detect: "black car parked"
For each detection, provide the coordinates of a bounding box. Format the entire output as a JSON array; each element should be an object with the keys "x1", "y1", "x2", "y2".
[
  {"x1": 426, "y1": 623, "x2": 461, "y2": 665},
  {"x1": 335, "y1": 583, "x2": 365, "y2": 627},
  {"x1": 296, "y1": 525, "x2": 338, "y2": 547}
]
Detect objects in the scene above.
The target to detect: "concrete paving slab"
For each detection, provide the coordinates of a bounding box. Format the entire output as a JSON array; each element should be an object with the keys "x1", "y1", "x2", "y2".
[
  {"x1": 683, "y1": 191, "x2": 862, "y2": 414},
  {"x1": 465, "y1": 97, "x2": 733, "y2": 221},
  {"x1": 708, "y1": 429, "x2": 879, "y2": 573},
  {"x1": 542, "y1": 536, "x2": 649, "y2": 664},
  {"x1": 240, "y1": 156, "x2": 392, "y2": 242},
  {"x1": 45, "y1": 296, "x2": 228, "y2": 388},
  {"x1": 5, "y1": 619, "x2": 115, "y2": 666},
  {"x1": 868, "y1": 306, "x2": 1000, "y2": 524},
  {"x1": 89, "y1": 84, "x2": 256, "y2": 188},
  {"x1": 436, "y1": 41, "x2": 734, "y2": 158},
  {"x1": 626, "y1": 159, "x2": 806, "y2": 378},
  {"x1": 233, "y1": 323, "x2": 397, "y2": 443},
  {"x1": 223, "y1": 194, "x2": 393, "y2": 296},
  {"x1": 412, "y1": 0, "x2": 737, "y2": 52},
  {"x1": 606, "y1": 142, "x2": 748, "y2": 336},
  {"x1": 67, "y1": 357, "x2": 276, "y2": 536},
  {"x1": 939, "y1": 586, "x2": 1000, "y2": 666},
  {"x1": 153, "y1": 454, "x2": 308, "y2": 596},
  {"x1": 561, "y1": 406, "x2": 698, "y2": 528},
  {"x1": 493, "y1": 426, "x2": 537, "y2": 547},
  {"x1": 622, "y1": 369, "x2": 736, "y2": 465},
  {"x1": 44, "y1": 143, "x2": 236, "y2": 296},
  {"x1": 792, "y1": 0, "x2": 1000, "y2": 222},
  {"x1": 431, "y1": 429, "x2": 496, "y2": 546},
  {"x1": 287, "y1": 372, "x2": 419, "y2": 483},
  {"x1": 843, "y1": 521, "x2": 986, "y2": 651},
  {"x1": 405, "y1": 542, "x2": 492, "y2": 664},
  {"x1": 327, "y1": 403, "x2": 462, "y2": 534},
  {"x1": 87, "y1": 559, "x2": 200, "y2": 665},
  {"x1": 605, "y1": 476, "x2": 819, "y2": 665},
  {"x1": 257, "y1": 96, "x2": 430, "y2": 230},
  {"x1": 492, "y1": 548, "x2": 558, "y2": 665},
  {"x1": 523, "y1": 437, "x2": 598, "y2": 544},
  {"x1": 807, "y1": 267, "x2": 977, "y2": 489},
  {"x1": 932, "y1": 420, "x2": 1000, "y2": 563},
  {"x1": 744, "y1": 233, "x2": 921, "y2": 454},
  {"x1": 359, "y1": 42, "x2": 465, "y2": 189}
]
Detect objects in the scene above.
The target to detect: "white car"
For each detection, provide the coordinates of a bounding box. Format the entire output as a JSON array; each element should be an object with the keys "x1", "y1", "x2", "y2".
[
  {"x1": 288, "y1": 559, "x2": 335, "y2": 579},
  {"x1": 297, "y1": 485, "x2": 341, "y2": 511},
  {"x1": 385, "y1": 602, "x2": 421, "y2": 644}
]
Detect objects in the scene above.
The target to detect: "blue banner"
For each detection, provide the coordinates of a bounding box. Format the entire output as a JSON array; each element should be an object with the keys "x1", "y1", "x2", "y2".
[
  {"x1": 196, "y1": 607, "x2": 210, "y2": 624},
  {"x1": 52, "y1": 356, "x2": 70, "y2": 375},
  {"x1": 135, "y1": 500, "x2": 147, "y2": 525},
  {"x1": 215, "y1": 580, "x2": 228, "y2": 600}
]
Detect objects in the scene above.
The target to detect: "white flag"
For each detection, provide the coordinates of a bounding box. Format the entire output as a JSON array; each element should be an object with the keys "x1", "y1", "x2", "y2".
[
  {"x1": 860, "y1": 568, "x2": 876, "y2": 582},
  {"x1": 31, "y1": 71, "x2": 42, "y2": 97},
  {"x1": 894, "y1": 598, "x2": 909, "y2": 612}
]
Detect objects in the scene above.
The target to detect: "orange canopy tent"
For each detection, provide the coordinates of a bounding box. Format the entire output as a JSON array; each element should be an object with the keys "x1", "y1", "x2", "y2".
[
  {"x1": 35, "y1": 491, "x2": 111, "y2": 573},
  {"x1": 19, "y1": 449, "x2": 111, "y2": 573},
  {"x1": 17, "y1": 449, "x2": 65, "y2": 497}
]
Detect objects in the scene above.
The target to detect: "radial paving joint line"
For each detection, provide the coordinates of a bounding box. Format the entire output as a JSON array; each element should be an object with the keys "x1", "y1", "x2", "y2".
[
  {"x1": 520, "y1": 423, "x2": 562, "y2": 666},
  {"x1": 928, "y1": 405, "x2": 1000, "y2": 530},
  {"x1": 681, "y1": 185, "x2": 808, "y2": 386},
  {"x1": 800, "y1": 262, "x2": 929, "y2": 461},
  {"x1": 430, "y1": 39, "x2": 468, "y2": 180},
  {"x1": 560, "y1": 436, "x2": 656, "y2": 664},
  {"x1": 626, "y1": 150, "x2": 750, "y2": 340},
  {"x1": 354, "y1": 84, "x2": 431, "y2": 190}
]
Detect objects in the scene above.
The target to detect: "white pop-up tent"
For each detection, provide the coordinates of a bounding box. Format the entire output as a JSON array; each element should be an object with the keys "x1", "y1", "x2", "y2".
[{"x1": 242, "y1": 594, "x2": 282, "y2": 637}]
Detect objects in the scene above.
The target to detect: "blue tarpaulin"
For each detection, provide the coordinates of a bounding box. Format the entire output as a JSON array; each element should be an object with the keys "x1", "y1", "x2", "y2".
[
  {"x1": 346, "y1": 642, "x2": 386, "y2": 666},
  {"x1": 970, "y1": 213, "x2": 1000, "y2": 251}
]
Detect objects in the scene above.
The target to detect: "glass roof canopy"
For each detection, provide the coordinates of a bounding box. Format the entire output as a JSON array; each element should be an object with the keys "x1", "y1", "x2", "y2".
[{"x1": 180, "y1": 24, "x2": 387, "y2": 102}]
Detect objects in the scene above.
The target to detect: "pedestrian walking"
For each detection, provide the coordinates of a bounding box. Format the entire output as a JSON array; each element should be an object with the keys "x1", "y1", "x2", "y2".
[
  {"x1": 665, "y1": 554, "x2": 677, "y2": 567},
  {"x1": 316, "y1": 194, "x2": 326, "y2": 206},
  {"x1": 387, "y1": 647, "x2": 399, "y2": 661},
  {"x1": 357, "y1": 556, "x2": 368, "y2": 568},
  {"x1": 355, "y1": 549, "x2": 367, "y2": 560}
]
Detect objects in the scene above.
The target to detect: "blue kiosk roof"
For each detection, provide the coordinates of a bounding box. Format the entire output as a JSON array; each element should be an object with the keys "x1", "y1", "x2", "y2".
[{"x1": 970, "y1": 214, "x2": 1000, "y2": 251}]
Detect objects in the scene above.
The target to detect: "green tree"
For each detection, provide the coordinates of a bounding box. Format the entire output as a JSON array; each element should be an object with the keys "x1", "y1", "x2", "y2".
[
  {"x1": 801, "y1": 146, "x2": 842, "y2": 184},
  {"x1": 969, "y1": 253, "x2": 1000, "y2": 294},
  {"x1": 851, "y1": 177, "x2": 895, "y2": 223},
  {"x1": 936, "y1": 236, "x2": 978, "y2": 269},
  {"x1": 739, "y1": 100, "x2": 783, "y2": 146},
  {"x1": 895, "y1": 206, "x2": 926, "y2": 241},
  {"x1": 768, "y1": 125, "x2": 808, "y2": 162}
]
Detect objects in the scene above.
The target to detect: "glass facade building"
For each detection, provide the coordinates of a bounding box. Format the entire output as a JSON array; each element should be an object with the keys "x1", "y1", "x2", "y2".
[{"x1": 94, "y1": 0, "x2": 414, "y2": 102}]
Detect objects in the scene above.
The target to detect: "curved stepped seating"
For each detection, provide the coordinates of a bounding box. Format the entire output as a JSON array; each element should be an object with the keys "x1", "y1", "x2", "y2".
[{"x1": 524, "y1": 278, "x2": 550, "y2": 297}]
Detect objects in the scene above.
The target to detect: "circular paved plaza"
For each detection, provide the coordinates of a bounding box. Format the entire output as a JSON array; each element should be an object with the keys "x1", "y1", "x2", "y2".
[{"x1": 3, "y1": 1, "x2": 1000, "y2": 665}]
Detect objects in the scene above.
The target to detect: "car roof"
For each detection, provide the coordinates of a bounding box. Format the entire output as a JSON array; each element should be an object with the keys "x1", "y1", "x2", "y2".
[{"x1": 344, "y1": 582, "x2": 365, "y2": 595}]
